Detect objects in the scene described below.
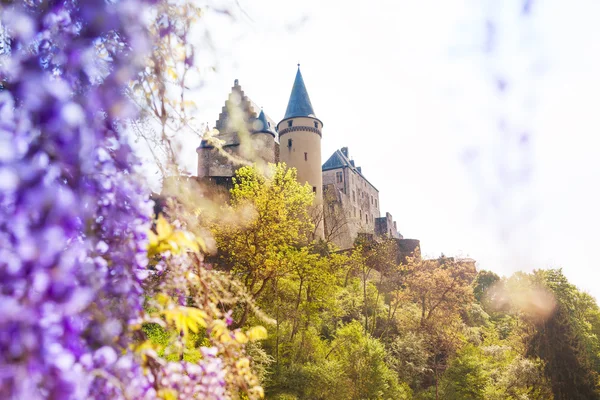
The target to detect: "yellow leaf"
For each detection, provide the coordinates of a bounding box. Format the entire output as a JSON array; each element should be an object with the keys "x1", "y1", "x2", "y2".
[
  {"x1": 163, "y1": 306, "x2": 207, "y2": 337},
  {"x1": 156, "y1": 293, "x2": 170, "y2": 306},
  {"x1": 167, "y1": 67, "x2": 178, "y2": 80},
  {"x1": 157, "y1": 389, "x2": 177, "y2": 400},
  {"x1": 156, "y1": 215, "x2": 173, "y2": 241},
  {"x1": 235, "y1": 357, "x2": 250, "y2": 370},
  {"x1": 132, "y1": 340, "x2": 154, "y2": 354},
  {"x1": 234, "y1": 331, "x2": 248, "y2": 344},
  {"x1": 186, "y1": 308, "x2": 208, "y2": 331},
  {"x1": 167, "y1": 239, "x2": 180, "y2": 254},
  {"x1": 148, "y1": 230, "x2": 158, "y2": 248},
  {"x1": 183, "y1": 100, "x2": 197, "y2": 109},
  {"x1": 171, "y1": 231, "x2": 199, "y2": 253},
  {"x1": 246, "y1": 326, "x2": 268, "y2": 341},
  {"x1": 211, "y1": 319, "x2": 228, "y2": 342}
]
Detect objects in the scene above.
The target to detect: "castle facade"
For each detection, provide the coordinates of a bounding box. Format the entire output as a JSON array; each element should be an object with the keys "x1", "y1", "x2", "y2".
[{"x1": 197, "y1": 66, "x2": 402, "y2": 249}]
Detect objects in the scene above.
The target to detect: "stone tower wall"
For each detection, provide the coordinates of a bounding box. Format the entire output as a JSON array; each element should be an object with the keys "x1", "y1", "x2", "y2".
[{"x1": 278, "y1": 116, "x2": 324, "y2": 238}]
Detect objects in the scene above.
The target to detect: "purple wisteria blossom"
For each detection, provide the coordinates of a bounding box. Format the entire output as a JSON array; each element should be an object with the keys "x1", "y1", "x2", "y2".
[
  {"x1": 156, "y1": 348, "x2": 227, "y2": 399},
  {"x1": 0, "y1": 1, "x2": 156, "y2": 398}
]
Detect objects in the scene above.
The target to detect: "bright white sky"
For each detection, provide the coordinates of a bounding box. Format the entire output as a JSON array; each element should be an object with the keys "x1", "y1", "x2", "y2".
[{"x1": 149, "y1": 0, "x2": 600, "y2": 299}]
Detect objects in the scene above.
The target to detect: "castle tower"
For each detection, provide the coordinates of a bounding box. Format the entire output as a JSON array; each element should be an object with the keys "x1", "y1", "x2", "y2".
[
  {"x1": 251, "y1": 109, "x2": 278, "y2": 164},
  {"x1": 277, "y1": 65, "x2": 324, "y2": 238}
]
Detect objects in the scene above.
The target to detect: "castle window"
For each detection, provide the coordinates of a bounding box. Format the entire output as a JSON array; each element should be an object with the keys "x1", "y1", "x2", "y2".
[
  {"x1": 352, "y1": 191, "x2": 356, "y2": 202},
  {"x1": 360, "y1": 210, "x2": 362, "y2": 220},
  {"x1": 288, "y1": 138, "x2": 292, "y2": 148},
  {"x1": 304, "y1": 152, "x2": 308, "y2": 161},
  {"x1": 288, "y1": 120, "x2": 293, "y2": 127},
  {"x1": 312, "y1": 186, "x2": 317, "y2": 193},
  {"x1": 314, "y1": 121, "x2": 318, "y2": 128},
  {"x1": 336, "y1": 171, "x2": 343, "y2": 183},
  {"x1": 371, "y1": 195, "x2": 374, "y2": 204},
  {"x1": 366, "y1": 214, "x2": 368, "y2": 223},
  {"x1": 375, "y1": 199, "x2": 378, "y2": 208}
]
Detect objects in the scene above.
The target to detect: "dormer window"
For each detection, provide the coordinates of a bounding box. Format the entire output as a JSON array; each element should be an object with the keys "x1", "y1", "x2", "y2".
[{"x1": 287, "y1": 120, "x2": 293, "y2": 127}]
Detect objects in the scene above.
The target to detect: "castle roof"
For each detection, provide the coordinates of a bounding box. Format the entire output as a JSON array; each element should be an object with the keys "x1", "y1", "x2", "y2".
[
  {"x1": 322, "y1": 150, "x2": 349, "y2": 171},
  {"x1": 322, "y1": 148, "x2": 378, "y2": 191},
  {"x1": 200, "y1": 79, "x2": 278, "y2": 148},
  {"x1": 283, "y1": 66, "x2": 316, "y2": 120},
  {"x1": 253, "y1": 109, "x2": 276, "y2": 137}
]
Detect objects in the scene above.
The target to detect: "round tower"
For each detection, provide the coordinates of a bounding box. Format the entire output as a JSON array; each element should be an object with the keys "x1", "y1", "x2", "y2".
[
  {"x1": 277, "y1": 65, "x2": 324, "y2": 239},
  {"x1": 251, "y1": 109, "x2": 277, "y2": 164}
]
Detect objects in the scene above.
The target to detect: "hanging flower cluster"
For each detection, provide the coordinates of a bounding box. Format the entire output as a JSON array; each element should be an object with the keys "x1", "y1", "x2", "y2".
[
  {"x1": 0, "y1": 1, "x2": 267, "y2": 399},
  {"x1": 0, "y1": 0, "x2": 155, "y2": 398}
]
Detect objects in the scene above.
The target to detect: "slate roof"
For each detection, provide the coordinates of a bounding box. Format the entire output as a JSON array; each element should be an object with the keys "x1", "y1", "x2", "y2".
[
  {"x1": 253, "y1": 109, "x2": 276, "y2": 137},
  {"x1": 283, "y1": 66, "x2": 316, "y2": 120},
  {"x1": 322, "y1": 148, "x2": 378, "y2": 191},
  {"x1": 322, "y1": 149, "x2": 348, "y2": 171}
]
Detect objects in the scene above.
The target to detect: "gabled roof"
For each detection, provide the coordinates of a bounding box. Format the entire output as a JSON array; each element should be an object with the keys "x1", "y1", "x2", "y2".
[
  {"x1": 322, "y1": 148, "x2": 378, "y2": 191},
  {"x1": 322, "y1": 149, "x2": 348, "y2": 171},
  {"x1": 283, "y1": 66, "x2": 316, "y2": 120},
  {"x1": 201, "y1": 80, "x2": 278, "y2": 148}
]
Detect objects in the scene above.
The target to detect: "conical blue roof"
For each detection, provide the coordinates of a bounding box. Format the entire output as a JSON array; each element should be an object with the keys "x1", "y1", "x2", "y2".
[
  {"x1": 253, "y1": 109, "x2": 276, "y2": 137},
  {"x1": 283, "y1": 66, "x2": 316, "y2": 119}
]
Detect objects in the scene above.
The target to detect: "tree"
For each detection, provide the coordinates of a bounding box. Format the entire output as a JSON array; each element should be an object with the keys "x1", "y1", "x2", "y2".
[
  {"x1": 211, "y1": 163, "x2": 315, "y2": 326},
  {"x1": 526, "y1": 269, "x2": 600, "y2": 399},
  {"x1": 402, "y1": 255, "x2": 477, "y2": 398},
  {"x1": 327, "y1": 321, "x2": 410, "y2": 400},
  {"x1": 440, "y1": 345, "x2": 488, "y2": 400},
  {"x1": 351, "y1": 237, "x2": 400, "y2": 334},
  {"x1": 403, "y1": 255, "x2": 476, "y2": 327},
  {"x1": 386, "y1": 331, "x2": 430, "y2": 389},
  {"x1": 473, "y1": 270, "x2": 500, "y2": 304}
]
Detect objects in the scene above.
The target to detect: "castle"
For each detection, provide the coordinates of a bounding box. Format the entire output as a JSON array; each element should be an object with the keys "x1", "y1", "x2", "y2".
[{"x1": 197, "y1": 66, "x2": 407, "y2": 250}]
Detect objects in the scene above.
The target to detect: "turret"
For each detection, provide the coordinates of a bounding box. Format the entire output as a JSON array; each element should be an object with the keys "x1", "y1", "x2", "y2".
[
  {"x1": 277, "y1": 65, "x2": 324, "y2": 238},
  {"x1": 251, "y1": 109, "x2": 277, "y2": 164}
]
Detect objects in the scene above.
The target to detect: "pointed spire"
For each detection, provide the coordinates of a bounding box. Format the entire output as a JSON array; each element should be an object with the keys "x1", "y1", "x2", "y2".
[
  {"x1": 283, "y1": 65, "x2": 316, "y2": 119},
  {"x1": 253, "y1": 109, "x2": 276, "y2": 137}
]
